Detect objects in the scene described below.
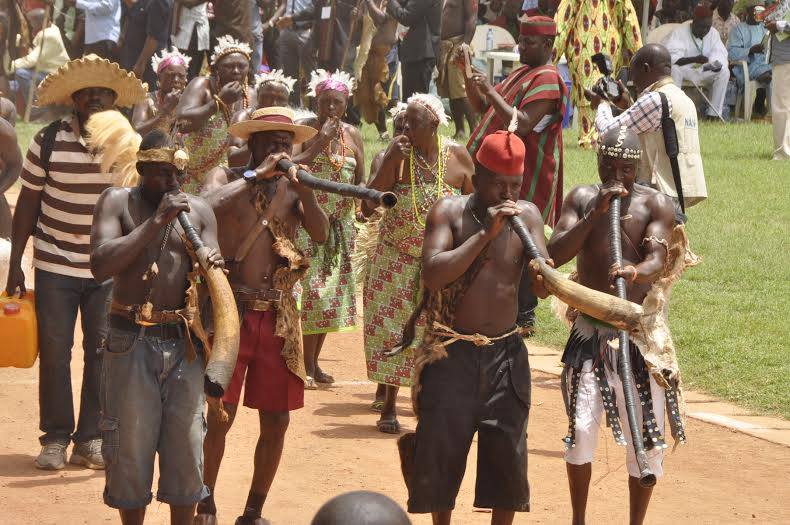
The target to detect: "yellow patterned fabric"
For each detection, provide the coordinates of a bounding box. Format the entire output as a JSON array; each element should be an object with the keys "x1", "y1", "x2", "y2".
[{"x1": 553, "y1": 0, "x2": 643, "y2": 148}]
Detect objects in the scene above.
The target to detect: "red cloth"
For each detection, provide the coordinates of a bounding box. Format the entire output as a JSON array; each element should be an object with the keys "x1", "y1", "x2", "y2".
[
  {"x1": 476, "y1": 131, "x2": 525, "y2": 176},
  {"x1": 223, "y1": 310, "x2": 304, "y2": 412},
  {"x1": 468, "y1": 64, "x2": 568, "y2": 226}
]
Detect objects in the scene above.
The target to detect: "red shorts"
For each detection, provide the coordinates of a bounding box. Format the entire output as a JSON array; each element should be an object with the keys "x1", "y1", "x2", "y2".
[{"x1": 222, "y1": 309, "x2": 304, "y2": 412}]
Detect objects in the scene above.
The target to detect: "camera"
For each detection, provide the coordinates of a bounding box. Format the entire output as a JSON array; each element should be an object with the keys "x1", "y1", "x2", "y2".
[{"x1": 590, "y1": 53, "x2": 621, "y2": 101}]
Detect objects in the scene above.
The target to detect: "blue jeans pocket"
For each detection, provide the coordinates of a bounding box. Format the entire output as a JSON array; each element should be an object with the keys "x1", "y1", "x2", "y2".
[
  {"x1": 105, "y1": 330, "x2": 138, "y2": 356},
  {"x1": 99, "y1": 416, "x2": 119, "y2": 467}
]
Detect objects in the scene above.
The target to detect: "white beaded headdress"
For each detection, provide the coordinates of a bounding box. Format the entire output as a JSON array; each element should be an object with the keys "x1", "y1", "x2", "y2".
[
  {"x1": 388, "y1": 102, "x2": 408, "y2": 119},
  {"x1": 307, "y1": 69, "x2": 356, "y2": 97},
  {"x1": 255, "y1": 69, "x2": 297, "y2": 94},
  {"x1": 150, "y1": 47, "x2": 192, "y2": 75},
  {"x1": 598, "y1": 125, "x2": 642, "y2": 160},
  {"x1": 210, "y1": 35, "x2": 253, "y2": 66},
  {"x1": 407, "y1": 93, "x2": 449, "y2": 126}
]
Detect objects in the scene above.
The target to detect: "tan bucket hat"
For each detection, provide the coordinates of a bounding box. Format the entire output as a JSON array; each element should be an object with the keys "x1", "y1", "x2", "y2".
[
  {"x1": 37, "y1": 54, "x2": 148, "y2": 108},
  {"x1": 228, "y1": 106, "x2": 317, "y2": 144}
]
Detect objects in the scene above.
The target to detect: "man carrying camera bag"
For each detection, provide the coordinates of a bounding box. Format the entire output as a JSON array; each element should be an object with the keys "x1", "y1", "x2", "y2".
[{"x1": 586, "y1": 43, "x2": 708, "y2": 223}]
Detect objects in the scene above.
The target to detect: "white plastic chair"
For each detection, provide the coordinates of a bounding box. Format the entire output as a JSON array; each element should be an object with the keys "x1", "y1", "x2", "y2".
[
  {"x1": 646, "y1": 23, "x2": 681, "y2": 45},
  {"x1": 471, "y1": 24, "x2": 517, "y2": 80}
]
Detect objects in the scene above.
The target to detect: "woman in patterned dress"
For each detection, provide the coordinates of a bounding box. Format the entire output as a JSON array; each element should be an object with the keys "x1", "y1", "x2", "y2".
[
  {"x1": 132, "y1": 47, "x2": 189, "y2": 136},
  {"x1": 292, "y1": 70, "x2": 366, "y2": 388},
  {"x1": 175, "y1": 35, "x2": 256, "y2": 193},
  {"x1": 361, "y1": 94, "x2": 474, "y2": 433}
]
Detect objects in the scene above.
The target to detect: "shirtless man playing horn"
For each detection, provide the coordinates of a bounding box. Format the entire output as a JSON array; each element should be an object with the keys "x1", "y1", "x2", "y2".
[
  {"x1": 196, "y1": 107, "x2": 329, "y2": 525},
  {"x1": 548, "y1": 125, "x2": 687, "y2": 525},
  {"x1": 398, "y1": 129, "x2": 549, "y2": 524},
  {"x1": 90, "y1": 130, "x2": 223, "y2": 525}
]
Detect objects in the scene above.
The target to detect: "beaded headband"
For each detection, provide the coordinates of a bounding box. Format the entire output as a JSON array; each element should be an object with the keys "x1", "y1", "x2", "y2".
[
  {"x1": 151, "y1": 47, "x2": 191, "y2": 75},
  {"x1": 307, "y1": 69, "x2": 356, "y2": 97},
  {"x1": 137, "y1": 147, "x2": 190, "y2": 170},
  {"x1": 210, "y1": 35, "x2": 252, "y2": 66},
  {"x1": 255, "y1": 69, "x2": 297, "y2": 94},
  {"x1": 407, "y1": 93, "x2": 448, "y2": 126},
  {"x1": 598, "y1": 126, "x2": 642, "y2": 160}
]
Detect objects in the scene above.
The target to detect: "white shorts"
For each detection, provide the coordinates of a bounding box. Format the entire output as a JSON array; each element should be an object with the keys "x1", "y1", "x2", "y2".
[{"x1": 564, "y1": 359, "x2": 666, "y2": 478}]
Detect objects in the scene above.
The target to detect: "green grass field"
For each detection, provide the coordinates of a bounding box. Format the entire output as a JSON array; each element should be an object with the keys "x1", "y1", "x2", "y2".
[{"x1": 13, "y1": 118, "x2": 789, "y2": 418}]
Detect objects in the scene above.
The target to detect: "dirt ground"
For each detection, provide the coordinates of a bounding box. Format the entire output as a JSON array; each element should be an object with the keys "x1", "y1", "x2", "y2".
[{"x1": 1, "y1": 325, "x2": 789, "y2": 525}]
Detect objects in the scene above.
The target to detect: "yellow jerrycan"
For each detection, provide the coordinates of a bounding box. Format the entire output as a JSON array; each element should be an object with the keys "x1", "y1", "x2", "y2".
[{"x1": 0, "y1": 291, "x2": 38, "y2": 368}]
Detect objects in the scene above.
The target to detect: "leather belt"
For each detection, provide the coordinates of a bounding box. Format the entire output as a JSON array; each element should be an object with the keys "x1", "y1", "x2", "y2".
[
  {"x1": 110, "y1": 314, "x2": 184, "y2": 340},
  {"x1": 233, "y1": 287, "x2": 283, "y2": 312}
]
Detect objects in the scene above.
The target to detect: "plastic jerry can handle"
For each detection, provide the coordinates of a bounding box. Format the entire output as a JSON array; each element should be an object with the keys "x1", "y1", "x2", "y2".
[{"x1": 3, "y1": 303, "x2": 21, "y2": 315}]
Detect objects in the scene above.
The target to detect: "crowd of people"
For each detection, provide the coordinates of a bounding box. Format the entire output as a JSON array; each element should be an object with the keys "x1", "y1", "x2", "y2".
[{"x1": 0, "y1": 0, "x2": 785, "y2": 524}]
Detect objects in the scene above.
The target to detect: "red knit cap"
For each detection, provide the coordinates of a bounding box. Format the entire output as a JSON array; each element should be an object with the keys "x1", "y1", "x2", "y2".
[
  {"x1": 520, "y1": 15, "x2": 558, "y2": 37},
  {"x1": 476, "y1": 130, "x2": 525, "y2": 176}
]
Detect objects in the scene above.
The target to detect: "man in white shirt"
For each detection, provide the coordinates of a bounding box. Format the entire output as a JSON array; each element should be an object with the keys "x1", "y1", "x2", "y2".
[
  {"x1": 665, "y1": 5, "x2": 730, "y2": 119},
  {"x1": 11, "y1": 9, "x2": 70, "y2": 118},
  {"x1": 171, "y1": 0, "x2": 210, "y2": 80},
  {"x1": 65, "y1": 0, "x2": 121, "y2": 61}
]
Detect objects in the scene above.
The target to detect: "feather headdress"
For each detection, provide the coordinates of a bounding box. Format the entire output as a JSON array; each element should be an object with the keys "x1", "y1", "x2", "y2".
[
  {"x1": 407, "y1": 93, "x2": 448, "y2": 126},
  {"x1": 388, "y1": 102, "x2": 408, "y2": 119},
  {"x1": 210, "y1": 35, "x2": 252, "y2": 66},
  {"x1": 255, "y1": 69, "x2": 297, "y2": 94},
  {"x1": 151, "y1": 46, "x2": 192, "y2": 75},
  {"x1": 307, "y1": 69, "x2": 356, "y2": 97}
]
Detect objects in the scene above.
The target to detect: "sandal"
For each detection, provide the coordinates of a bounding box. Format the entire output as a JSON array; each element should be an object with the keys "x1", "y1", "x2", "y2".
[
  {"x1": 305, "y1": 376, "x2": 318, "y2": 390},
  {"x1": 370, "y1": 400, "x2": 385, "y2": 412},
  {"x1": 376, "y1": 417, "x2": 401, "y2": 434}
]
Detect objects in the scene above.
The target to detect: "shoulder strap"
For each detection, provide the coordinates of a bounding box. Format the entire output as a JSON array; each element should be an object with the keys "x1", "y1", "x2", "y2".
[
  {"x1": 658, "y1": 91, "x2": 685, "y2": 214},
  {"x1": 39, "y1": 120, "x2": 61, "y2": 177}
]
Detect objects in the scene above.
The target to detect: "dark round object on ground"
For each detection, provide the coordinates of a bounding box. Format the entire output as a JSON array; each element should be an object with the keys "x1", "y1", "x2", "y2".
[{"x1": 311, "y1": 491, "x2": 411, "y2": 525}]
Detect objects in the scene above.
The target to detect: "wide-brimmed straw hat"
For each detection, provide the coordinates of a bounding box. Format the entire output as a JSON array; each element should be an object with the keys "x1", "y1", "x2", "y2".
[
  {"x1": 37, "y1": 54, "x2": 148, "y2": 108},
  {"x1": 229, "y1": 107, "x2": 317, "y2": 144}
]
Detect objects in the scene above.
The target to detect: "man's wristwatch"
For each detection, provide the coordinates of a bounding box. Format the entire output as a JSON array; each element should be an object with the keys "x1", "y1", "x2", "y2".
[{"x1": 243, "y1": 169, "x2": 257, "y2": 182}]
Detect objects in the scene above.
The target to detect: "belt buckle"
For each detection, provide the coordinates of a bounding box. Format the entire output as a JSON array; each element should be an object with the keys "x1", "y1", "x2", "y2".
[
  {"x1": 266, "y1": 289, "x2": 283, "y2": 302},
  {"x1": 250, "y1": 299, "x2": 271, "y2": 311}
]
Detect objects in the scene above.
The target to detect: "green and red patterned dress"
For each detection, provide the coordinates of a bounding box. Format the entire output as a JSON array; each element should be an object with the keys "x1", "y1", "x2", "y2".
[
  {"x1": 363, "y1": 139, "x2": 459, "y2": 387},
  {"x1": 297, "y1": 152, "x2": 358, "y2": 334}
]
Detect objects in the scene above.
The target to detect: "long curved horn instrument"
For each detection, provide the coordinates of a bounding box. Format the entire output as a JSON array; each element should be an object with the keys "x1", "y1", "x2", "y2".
[
  {"x1": 512, "y1": 213, "x2": 656, "y2": 487},
  {"x1": 608, "y1": 197, "x2": 656, "y2": 487},
  {"x1": 177, "y1": 212, "x2": 240, "y2": 398},
  {"x1": 276, "y1": 158, "x2": 398, "y2": 208}
]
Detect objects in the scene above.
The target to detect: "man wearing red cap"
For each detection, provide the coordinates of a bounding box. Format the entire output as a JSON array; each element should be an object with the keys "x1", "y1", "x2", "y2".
[
  {"x1": 395, "y1": 129, "x2": 549, "y2": 524},
  {"x1": 466, "y1": 14, "x2": 568, "y2": 330}
]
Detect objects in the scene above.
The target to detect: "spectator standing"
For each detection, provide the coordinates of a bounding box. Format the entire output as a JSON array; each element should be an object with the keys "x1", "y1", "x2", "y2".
[
  {"x1": 728, "y1": 1, "x2": 771, "y2": 117},
  {"x1": 210, "y1": 0, "x2": 252, "y2": 52},
  {"x1": 249, "y1": 0, "x2": 263, "y2": 73},
  {"x1": 386, "y1": 0, "x2": 441, "y2": 100},
  {"x1": 258, "y1": 0, "x2": 281, "y2": 69},
  {"x1": 172, "y1": 0, "x2": 210, "y2": 81},
  {"x1": 275, "y1": 0, "x2": 314, "y2": 105},
  {"x1": 712, "y1": 0, "x2": 739, "y2": 44},
  {"x1": 68, "y1": 0, "x2": 121, "y2": 61},
  {"x1": 437, "y1": 0, "x2": 478, "y2": 139},
  {"x1": 10, "y1": 9, "x2": 70, "y2": 117},
  {"x1": 0, "y1": 111, "x2": 21, "y2": 239},
  {"x1": 665, "y1": 6, "x2": 730, "y2": 120},
  {"x1": 120, "y1": 0, "x2": 173, "y2": 88},
  {"x1": 4, "y1": 54, "x2": 146, "y2": 472},
  {"x1": 767, "y1": 17, "x2": 790, "y2": 160}
]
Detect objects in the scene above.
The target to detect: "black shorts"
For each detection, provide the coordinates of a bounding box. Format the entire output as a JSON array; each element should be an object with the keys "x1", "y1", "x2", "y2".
[{"x1": 406, "y1": 332, "x2": 531, "y2": 513}]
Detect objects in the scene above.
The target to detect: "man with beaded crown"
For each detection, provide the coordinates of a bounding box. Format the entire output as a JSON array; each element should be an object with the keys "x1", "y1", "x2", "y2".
[
  {"x1": 176, "y1": 35, "x2": 256, "y2": 193},
  {"x1": 396, "y1": 124, "x2": 549, "y2": 524},
  {"x1": 360, "y1": 93, "x2": 474, "y2": 435},
  {"x1": 547, "y1": 125, "x2": 687, "y2": 525},
  {"x1": 132, "y1": 47, "x2": 191, "y2": 136},
  {"x1": 290, "y1": 69, "x2": 366, "y2": 388},
  {"x1": 196, "y1": 106, "x2": 330, "y2": 525}
]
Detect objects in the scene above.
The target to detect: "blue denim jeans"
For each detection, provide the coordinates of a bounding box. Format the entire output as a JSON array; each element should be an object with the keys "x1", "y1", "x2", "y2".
[
  {"x1": 101, "y1": 325, "x2": 208, "y2": 509},
  {"x1": 35, "y1": 269, "x2": 111, "y2": 446}
]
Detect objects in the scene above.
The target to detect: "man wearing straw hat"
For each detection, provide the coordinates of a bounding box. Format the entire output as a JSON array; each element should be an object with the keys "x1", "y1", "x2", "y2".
[
  {"x1": 196, "y1": 106, "x2": 329, "y2": 525},
  {"x1": 4, "y1": 54, "x2": 146, "y2": 471}
]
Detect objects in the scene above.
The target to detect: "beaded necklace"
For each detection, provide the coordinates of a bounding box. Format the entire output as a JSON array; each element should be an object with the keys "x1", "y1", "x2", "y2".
[
  {"x1": 410, "y1": 136, "x2": 449, "y2": 227},
  {"x1": 321, "y1": 120, "x2": 350, "y2": 173}
]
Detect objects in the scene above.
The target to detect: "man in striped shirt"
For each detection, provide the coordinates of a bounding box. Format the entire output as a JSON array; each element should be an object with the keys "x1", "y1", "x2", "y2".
[{"x1": 4, "y1": 55, "x2": 146, "y2": 471}]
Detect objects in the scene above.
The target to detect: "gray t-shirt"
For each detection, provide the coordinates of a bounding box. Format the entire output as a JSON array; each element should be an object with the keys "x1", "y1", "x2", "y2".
[{"x1": 772, "y1": 35, "x2": 790, "y2": 64}]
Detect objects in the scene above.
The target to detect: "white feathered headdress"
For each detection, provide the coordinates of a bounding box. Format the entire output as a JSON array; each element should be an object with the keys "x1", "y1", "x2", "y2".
[
  {"x1": 407, "y1": 93, "x2": 448, "y2": 126},
  {"x1": 210, "y1": 35, "x2": 252, "y2": 66},
  {"x1": 150, "y1": 46, "x2": 192, "y2": 75},
  {"x1": 255, "y1": 69, "x2": 297, "y2": 94},
  {"x1": 388, "y1": 102, "x2": 408, "y2": 119},
  {"x1": 307, "y1": 69, "x2": 356, "y2": 97}
]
